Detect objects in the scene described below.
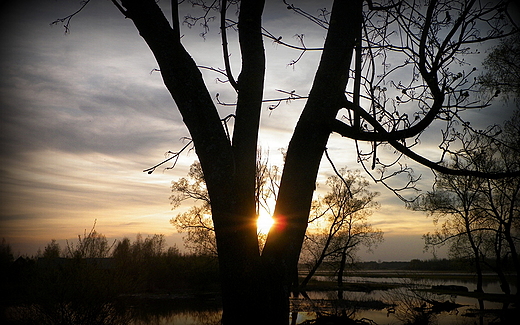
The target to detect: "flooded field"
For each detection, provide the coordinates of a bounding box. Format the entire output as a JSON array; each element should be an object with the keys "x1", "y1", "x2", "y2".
[
  {"x1": 125, "y1": 271, "x2": 517, "y2": 325},
  {"x1": 4, "y1": 269, "x2": 516, "y2": 324},
  {"x1": 290, "y1": 273, "x2": 516, "y2": 325}
]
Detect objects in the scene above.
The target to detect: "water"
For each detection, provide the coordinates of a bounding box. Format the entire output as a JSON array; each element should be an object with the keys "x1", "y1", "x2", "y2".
[
  {"x1": 291, "y1": 273, "x2": 516, "y2": 325},
  {"x1": 7, "y1": 272, "x2": 511, "y2": 324},
  {"x1": 130, "y1": 311, "x2": 221, "y2": 325}
]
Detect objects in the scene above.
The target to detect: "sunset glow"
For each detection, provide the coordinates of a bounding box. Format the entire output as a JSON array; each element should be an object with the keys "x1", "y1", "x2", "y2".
[{"x1": 256, "y1": 211, "x2": 274, "y2": 235}]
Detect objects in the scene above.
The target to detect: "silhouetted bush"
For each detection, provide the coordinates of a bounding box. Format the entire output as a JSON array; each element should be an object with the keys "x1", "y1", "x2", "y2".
[{"x1": 0, "y1": 234, "x2": 220, "y2": 324}]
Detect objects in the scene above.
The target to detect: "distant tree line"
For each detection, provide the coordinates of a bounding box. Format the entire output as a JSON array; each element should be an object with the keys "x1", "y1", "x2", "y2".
[
  {"x1": 356, "y1": 258, "x2": 517, "y2": 272},
  {"x1": 0, "y1": 226, "x2": 219, "y2": 325}
]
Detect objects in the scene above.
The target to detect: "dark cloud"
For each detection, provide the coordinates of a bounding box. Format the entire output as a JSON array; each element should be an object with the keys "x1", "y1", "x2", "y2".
[{"x1": 0, "y1": 3, "x2": 187, "y2": 159}]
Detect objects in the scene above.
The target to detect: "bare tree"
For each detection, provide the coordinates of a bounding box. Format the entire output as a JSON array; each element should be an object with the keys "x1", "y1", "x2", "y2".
[
  {"x1": 54, "y1": 0, "x2": 520, "y2": 323},
  {"x1": 300, "y1": 168, "x2": 382, "y2": 299},
  {"x1": 413, "y1": 164, "x2": 489, "y2": 293},
  {"x1": 65, "y1": 221, "x2": 115, "y2": 259},
  {"x1": 479, "y1": 33, "x2": 520, "y2": 100},
  {"x1": 475, "y1": 111, "x2": 520, "y2": 295},
  {"x1": 170, "y1": 157, "x2": 280, "y2": 255},
  {"x1": 412, "y1": 109, "x2": 520, "y2": 295}
]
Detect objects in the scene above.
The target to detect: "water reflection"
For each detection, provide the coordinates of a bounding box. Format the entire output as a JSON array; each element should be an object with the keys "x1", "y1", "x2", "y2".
[
  {"x1": 380, "y1": 278, "x2": 460, "y2": 325},
  {"x1": 290, "y1": 275, "x2": 516, "y2": 325},
  {"x1": 8, "y1": 276, "x2": 512, "y2": 324},
  {"x1": 130, "y1": 310, "x2": 221, "y2": 325},
  {"x1": 123, "y1": 295, "x2": 222, "y2": 325},
  {"x1": 121, "y1": 278, "x2": 515, "y2": 325}
]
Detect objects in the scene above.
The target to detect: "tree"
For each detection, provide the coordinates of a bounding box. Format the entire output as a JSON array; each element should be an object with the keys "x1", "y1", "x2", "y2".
[
  {"x1": 412, "y1": 110, "x2": 520, "y2": 295},
  {"x1": 413, "y1": 171, "x2": 488, "y2": 293},
  {"x1": 55, "y1": 1, "x2": 520, "y2": 323},
  {"x1": 170, "y1": 161, "x2": 216, "y2": 255},
  {"x1": 479, "y1": 33, "x2": 520, "y2": 100},
  {"x1": 475, "y1": 110, "x2": 520, "y2": 295},
  {"x1": 65, "y1": 222, "x2": 114, "y2": 259},
  {"x1": 300, "y1": 168, "x2": 382, "y2": 299},
  {"x1": 42, "y1": 239, "x2": 62, "y2": 259}
]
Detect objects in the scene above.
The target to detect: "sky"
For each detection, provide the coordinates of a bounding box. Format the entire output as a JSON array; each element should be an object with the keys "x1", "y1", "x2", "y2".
[{"x1": 0, "y1": 0, "x2": 518, "y2": 261}]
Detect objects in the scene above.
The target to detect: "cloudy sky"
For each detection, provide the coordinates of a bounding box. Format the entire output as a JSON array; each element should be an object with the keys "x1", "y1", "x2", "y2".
[{"x1": 1, "y1": 0, "x2": 517, "y2": 261}]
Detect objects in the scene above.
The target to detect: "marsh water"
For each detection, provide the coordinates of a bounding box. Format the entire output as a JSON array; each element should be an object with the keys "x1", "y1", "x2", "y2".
[{"x1": 127, "y1": 271, "x2": 517, "y2": 325}]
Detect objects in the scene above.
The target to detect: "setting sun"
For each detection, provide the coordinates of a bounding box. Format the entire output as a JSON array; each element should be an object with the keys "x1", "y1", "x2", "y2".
[{"x1": 257, "y1": 211, "x2": 274, "y2": 235}]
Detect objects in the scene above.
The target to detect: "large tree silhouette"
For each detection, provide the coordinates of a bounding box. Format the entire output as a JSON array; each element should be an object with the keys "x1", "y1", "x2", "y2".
[{"x1": 55, "y1": 0, "x2": 520, "y2": 323}]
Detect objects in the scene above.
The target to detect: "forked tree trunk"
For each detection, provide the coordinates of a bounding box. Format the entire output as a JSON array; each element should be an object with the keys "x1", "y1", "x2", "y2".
[
  {"x1": 105, "y1": 0, "x2": 519, "y2": 323},
  {"x1": 121, "y1": 0, "x2": 362, "y2": 324}
]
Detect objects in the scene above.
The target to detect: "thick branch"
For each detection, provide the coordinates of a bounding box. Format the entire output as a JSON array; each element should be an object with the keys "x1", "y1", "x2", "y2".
[
  {"x1": 230, "y1": 0, "x2": 266, "y2": 227},
  {"x1": 331, "y1": 98, "x2": 434, "y2": 141},
  {"x1": 389, "y1": 138, "x2": 520, "y2": 179},
  {"x1": 120, "y1": 0, "x2": 234, "y2": 200},
  {"x1": 171, "y1": 0, "x2": 180, "y2": 40},
  {"x1": 220, "y1": 0, "x2": 238, "y2": 90},
  {"x1": 332, "y1": 99, "x2": 520, "y2": 178}
]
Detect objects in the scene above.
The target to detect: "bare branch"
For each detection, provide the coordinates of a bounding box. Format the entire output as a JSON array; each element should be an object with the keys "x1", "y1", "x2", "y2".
[
  {"x1": 143, "y1": 139, "x2": 193, "y2": 174},
  {"x1": 51, "y1": 0, "x2": 92, "y2": 33}
]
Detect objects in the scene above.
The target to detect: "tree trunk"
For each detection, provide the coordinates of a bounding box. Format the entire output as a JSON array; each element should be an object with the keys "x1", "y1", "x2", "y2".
[
  {"x1": 462, "y1": 208, "x2": 484, "y2": 293},
  {"x1": 503, "y1": 228, "x2": 520, "y2": 296},
  {"x1": 496, "y1": 267, "x2": 511, "y2": 296},
  {"x1": 492, "y1": 229, "x2": 511, "y2": 295},
  {"x1": 122, "y1": 0, "x2": 363, "y2": 323},
  {"x1": 261, "y1": 1, "x2": 362, "y2": 322},
  {"x1": 337, "y1": 247, "x2": 348, "y2": 300},
  {"x1": 300, "y1": 232, "x2": 335, "y2": 289},
  {"x1": 473, "y1": 247, "x2": 484, "y2": 293}
]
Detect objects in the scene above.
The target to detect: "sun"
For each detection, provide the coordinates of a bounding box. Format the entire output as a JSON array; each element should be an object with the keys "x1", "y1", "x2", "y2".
[{"x1": 256, "y1": 210, "x2": 274, "y2": 235}]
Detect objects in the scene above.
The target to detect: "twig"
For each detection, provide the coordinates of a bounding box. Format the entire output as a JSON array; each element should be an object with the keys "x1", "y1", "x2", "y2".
[{"x1": 143, "y1": 139, "x2": 193, "y2": 174}]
